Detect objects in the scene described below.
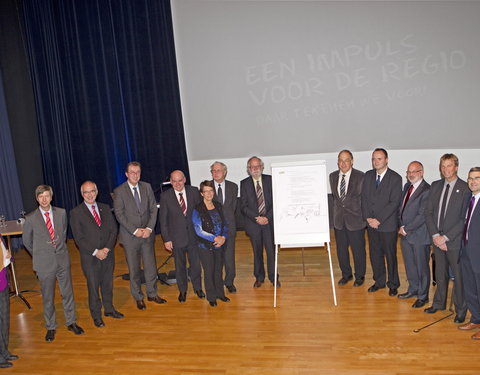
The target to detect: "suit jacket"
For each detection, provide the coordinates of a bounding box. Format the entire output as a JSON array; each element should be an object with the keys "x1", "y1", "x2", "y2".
[
  {"x1": 70, "y1": 201, "x2": 118, "y2": 263},
  {"x1": 460, "y1": 194, "x2": 480, "y2": 272},
  {"x1": 425, "y1": 178, "x2": 469, "y2": 251},
  {"x1": 240, "y1": 174, "x2": 274, "y2": 235},
  {"x1": 159, "y1": 185, "x2": 201, "y2": 249},
  {"x1": 361, "y1": 168, "x2": 402, "y2": 232},
  {"x1": 22, "y1": 206, "x2": 69, "y2": 274},
  {"x1": 212, "y1": 179, "x2": 238, "y2": 234},
  {"x1": 399, "y1": 179, "x2": 431, "y2": 245},
  {"x1": 329, "y1": 168, "x2": 365, "y2": 231},
  {"x1": 113, "y1": 181, "x2": 158, "y2": 246}
]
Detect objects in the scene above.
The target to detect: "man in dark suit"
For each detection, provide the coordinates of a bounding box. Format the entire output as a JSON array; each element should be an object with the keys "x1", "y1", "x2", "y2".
[
  {"x1": 159, "y1": 170, "x2": 204, "y2": 302},
  {"x1": 70, "y1": 181, "x2": 124, "y2": 328},
  {"x1": 211, "y1": 161, "x2": 238, "y2": 293},
  {"x1": 397, "y1": 161, "x2": 431, "y2": 308},
  {"x1": 458, "y1": 167, "x2": 480, "y2": 338},
  {"x1": 240, "y1": 156, "x2": 278, "y2": 288},
  {"x1": 113, "y1": 161, "x2": 166, "y2": 310},
  {"x1": 22, "y1": 185, "x2": 84, "y2": 342},
  {"x1": 361, "y1": 148, "x2": 402, "y2": 296},
  {"x1": 329, "y1": 150, "x2": 366, "y2": 287},
  {"x1": 424, "y1": 153, "x2": 469, "y2": 323}
]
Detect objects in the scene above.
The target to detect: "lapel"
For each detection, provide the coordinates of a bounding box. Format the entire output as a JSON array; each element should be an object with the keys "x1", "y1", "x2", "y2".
[
  {"x1": 34, "y1": 208, "x2": 49, "y2": 236},
  {"x1": 51, "y1": 207, "x2": 61, "y2": 237},
  {"x1": 81, "y1": 202, "x2": 98, "y2": 226},
  {"x1": 332, "y1": 172, "x2": 340, "y2": 199}
]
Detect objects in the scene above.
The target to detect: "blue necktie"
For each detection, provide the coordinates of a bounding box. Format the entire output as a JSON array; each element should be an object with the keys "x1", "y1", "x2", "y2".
[{"x1": 375, "y1": 175, "x2": 381, "y2": 188}]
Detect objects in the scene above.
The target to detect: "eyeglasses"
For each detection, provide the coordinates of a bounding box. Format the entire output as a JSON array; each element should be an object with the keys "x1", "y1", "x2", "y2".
[{"x1": 406, "y1": 170, "x2": 422, "y2": 174}]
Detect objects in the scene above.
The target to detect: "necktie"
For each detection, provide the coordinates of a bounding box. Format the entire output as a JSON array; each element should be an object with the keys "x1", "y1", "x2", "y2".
[
  {"x1": 217, "y1": 184, "x2": 224, "y2": 204},
  {"x1": 44, "y1": 212, "x2": 56, "y2": 248},
  {"x1": 92, "y1": 205, "x2": 101, "y2": 227},
  {"x1": 401, "y1": 184, "x2": 414, "y2": 219},
  {"x1": 463, "y1": 195, "x2": 476, "y2": 243},
  {"x1": 438, "y1": 183, "x2": 450, "y2": 233},
  {"x1": 133, "y1": 186, "x2": 141, "y2": 210},
  {"x1": 179, "y1": 193, "x2": 187, "y2": 216},
  {"x1": 256, "y1": 180, "x2": 266, "y2": 216},
  {"x1": 340, "y1": 174, "x2": 346, "y2": 202},
  {"x1": 375, "y1": 174, "x2": 381, "y2": 188}
]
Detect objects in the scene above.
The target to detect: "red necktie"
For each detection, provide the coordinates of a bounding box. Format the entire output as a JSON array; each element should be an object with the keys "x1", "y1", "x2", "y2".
[
  {"x1": 401, "y1": 184, "x2": 414, "y2": 219},
  {"x1": 92, "y1": 205, "x2": 101, "y2": 226},
  {"x1": 179, "y1": 193, "x2": 187, "y2": 216},
  {"x1": 44, "y1": 212, "x2": 56, "y2": 248}
]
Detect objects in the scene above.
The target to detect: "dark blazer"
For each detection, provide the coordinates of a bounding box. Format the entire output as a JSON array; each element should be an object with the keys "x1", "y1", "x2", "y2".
[
  {"x1": 329, "y1": 168, "x2": 365, "y2": 231},
  {"x1": 159, "y1": 185, "x2": 201, "y2": 249},
  {"x1": 113, "y1": 181, "x2": 158, "y2": 246},
  {"x1": 361, "y1": 168, "x2": 402, "y2": 232},
  {"x1": 212, "y1": 179, "x2": 238, "y2": 233},
  {"x1": 460, "y1": 194, "x2": 480, "y2": 272},
  {"x1": 240, "y1": 174, "x2": 274, "y2": 235},
  {"x1": 399, "y1": 180, "x2": 431, "y2": 245},
  {"x1": 70, "y1": 202, "x2": 118, "y2": 261},
  {"x1": 425, "y1": 178, "x2": 470, "y2": 251}
]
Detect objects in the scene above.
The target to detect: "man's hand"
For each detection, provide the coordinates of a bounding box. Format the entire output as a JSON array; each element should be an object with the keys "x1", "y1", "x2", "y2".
[
  {"x1": 367, "y1": 218, "x2": 380, "y2": 229},
  {"x1": 134, "y1": 228, "x2": 145, "y2": 238},
  {"x1": 164, "y1": 241, "x2": 173, "y2": 253},
  {"x1": 95, "y1": 248, "x2": 110, "y2": 260},
  {"x1": 398, "y1": 226, "x2": 407, "y2": 236},
  {"x1": 255, "y1": 216, "x2": 269, "y2": 225},
  {"x1": 213, "y1": 236, "x2": 226, "y2": 247}
]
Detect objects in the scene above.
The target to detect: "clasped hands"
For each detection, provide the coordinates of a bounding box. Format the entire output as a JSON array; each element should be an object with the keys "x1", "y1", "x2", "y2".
[
  {"x1": 134, "y1": 228, "x2": 152, "y2": 239},
  {"x1": 255, "y1": 216, "x2": 269, "y2": 225},
  {"x1": 367, "y1": 218, "x2": 381, "y2": 229},
  {"x1": 95, "y1": 248, "x2": 110, "y2": 260},
  {"x1": 433, "y1": 235, "x2": 448, "y2": 251}
]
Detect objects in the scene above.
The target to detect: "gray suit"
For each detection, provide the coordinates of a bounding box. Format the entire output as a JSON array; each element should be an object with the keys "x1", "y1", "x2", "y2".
[
  {"x1": 213, "y1": 179, "x2": 238, "y2": 287},
  {"x1": 399, "y1": 180, "x2": 431, "y2": 300},
  {"x1": 425, "y1": 178, "x2": 469, "y2": 315},
  {"x1": 113, "y1": 181, "x2": 158, "y2": 301},
  {"x1": 22, "y1": 207, "x2": 77, "y2": 329},
  {"x1": 329, "y1": 168, "x2": 366, "y2": 281}
]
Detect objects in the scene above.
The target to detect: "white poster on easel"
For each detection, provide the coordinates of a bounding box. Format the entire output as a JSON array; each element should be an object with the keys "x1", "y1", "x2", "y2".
[{"x1": 271, "y1": 160, "x2": 336, "y2": 307}]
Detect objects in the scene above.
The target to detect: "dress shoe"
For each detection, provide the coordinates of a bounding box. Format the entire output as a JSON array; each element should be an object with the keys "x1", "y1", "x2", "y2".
[
  {"x1": 367, "y1": 284, "x2": 385, "y2": 293},
  {"x1": 209, "y1": 301, "x2": 217, "y2": 307},
  {"x1": 67, "y1": 323, "x2": 85, "y2": 335},
  {"x1": 148, "y1": 295, "x2": 167, "y2": 304},
  {"x1": 412, "y1": 299, "x2": 428, "y2": 308},
  {"x1": 472, "y1": 331, "x2": 480, "y2": 340},
  {"x1": 458, "y1": 322, "x2": 480, "y2": 331},
  {"x1": 353, "y1": 278, "x2": 365, "y2": 287},
  {"x1": 0, "y1": 362, "x2": 12, "y2": 369},
  {"x1": 136, "y1": 299, "x2": 146, "y2": 310},
  {"x1": 398, "y1": 292, "x2": 416, "y2": 299},
  {"x1": 338, "y1": 275, "x2": 353, "y2": 286},
  {"x1": 218, "y1": 296, "x2": 230, "y2": 302},
  {"x1": 45, "y1": 329, "x2": 56, "y2": 342},
  {"x1": 94, "y1": 318, "x2": 105, "y2": 328},
  {"x1": 178, "y1": 292, "x2": 187, "y2": 303},
  {"x1": 226, "y1": 285, "x2": 237, "y2": 293},
  {"x1": 388, "y1": 288, "x2": 398, "y2": 297},
  {"x1": 454, "y1": 315, "x2": 466, "y2": 324},
  {"x1": 424, "y1": 306, "x2": 439, "y2": 314},
  {"x1": 195, "y1": 290, "x2": 206, "y2": 299},
  {"x1": 272, "y1": 280, "x2": 281, "y2": 288},
  {"x1": 4, "y1": 354, "x2": 18, "y2": 361},
  {"x1": 105, "y1": 310, "x2": 124, "y2": 319},
  {"x1": 253, "y1": 280, "x2": 264, "y2": 288}
]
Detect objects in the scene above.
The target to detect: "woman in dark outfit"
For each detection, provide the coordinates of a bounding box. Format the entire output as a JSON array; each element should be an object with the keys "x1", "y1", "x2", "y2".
[{"x1": 192, "y1": 180, "x2": 230, "y2": 307}]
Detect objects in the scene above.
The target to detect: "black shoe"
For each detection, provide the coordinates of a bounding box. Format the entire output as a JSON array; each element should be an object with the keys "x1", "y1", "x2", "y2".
[
  {"x1": 253, "y1": 280, "x2": 264, "y2": 288},
  {"x1": 398, "y1": 292, "x2": 416, "y2": 299},
  {"x1": 195, "y1": 290, "x2": 206, "y2": 299},
  {"x1": 136, "y1": 299, "x2": 146, "y2": 310},
  {"x1": 353, "y1": 278, "x2": 365, "y2": 287},
  {"x1": 45, "y1": 329, "x2": 56, "y2": 342},
  {"x1": 178, "y1": 292, "x2": 187, "y2": 303},
  {"x1": 94, "y1": 318, "x2": 105, "y2": 328},
  {"x1": 105, "y1": 310, "x2": 124, "y2": 319},
  {"x1": 218, "y1": 296, "x2": 230, "y2": 302},
  {"x1": 368, "y1": 284, "x2": 385, "y2": 293},
  {"x1": 388, "y1": 288, "x2": 398, "y2": 297},
  {"x1": 424, "y1": 306, "x2": 438, "y2": 314},
  {"x1": 338, "y1": 275, "x2": 353, "y2": 286},
  {"x1": 67, "y1": 323, "x2": 85, "y2": 335},
  {"x1": 272, "y1": 280, "x2": 281, "y2": 288},
  {"x1": 412, "y1": 299, "x2": 428, "y2": 308},
  {"x1": 209, "y1": 301, "x2": 217, "y2": 307},
  {"x1": 454, "y1": 314, "x2": 466, "y2": 323},
  {"x1": 4, "y1": 354, "x2": 18, "y2": 361},
  {"x1": 147, "y1": 295, "x2": 167, "y2": 304},
  {"x1": 0, "y1": 362, "x2": 12, "y2": 369},
  {"x1": 226, "y1": 285, "x2": 237, "y2": 293}
]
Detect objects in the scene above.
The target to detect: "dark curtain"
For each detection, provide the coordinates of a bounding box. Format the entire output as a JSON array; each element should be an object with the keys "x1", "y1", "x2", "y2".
[{"x1": 20, "y1": 0, "x2": 188, "y2": 212}]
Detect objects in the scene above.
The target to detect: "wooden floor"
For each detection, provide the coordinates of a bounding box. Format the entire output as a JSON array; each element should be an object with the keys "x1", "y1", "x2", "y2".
[{"x1": 7, "y1": 231, "x2": 480, "y2": 374}]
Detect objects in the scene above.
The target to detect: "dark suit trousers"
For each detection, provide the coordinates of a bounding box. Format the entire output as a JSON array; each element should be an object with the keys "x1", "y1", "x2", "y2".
[
  {"x1": 334, "y1": 228, "x2": 366, "y2": 280},
  {"x1": 460, "y1": 253, "x2": 480, "y2": 323},
  {"x1": 199, "y1": 247, "x2": 225, "y2": 302},
  {"x1": 249, "y1": 224, "x2": 276, "y2": 282},
  {"x1": 400, "y1": 238, "x2": 430, "y2": 300},
  {"x1": 173, "y1": 244, "x2": 202, "y2": 293},
  {"x1": 432, "y1": 246, "x2": 466, "y2": 315},
  {"x1": 0, "y1": 288, "x2": 10, "y2": 359},
  {"x1": 80, "y1": 255, "x2": 115, "y2": 320},
  {"x1": 123, "y1": 237, "x2": 158, "y2": 300},
  {"x1": 367, "y1": 229, "x2": 399, "y2": 289},
  {"x1": 223, "y1": 232, "x2": 236, "y2": 286}
]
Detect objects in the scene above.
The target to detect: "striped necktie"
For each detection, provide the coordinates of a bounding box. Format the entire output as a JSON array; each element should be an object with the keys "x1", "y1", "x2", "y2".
[
  {"x1": 44, "y1": 212, "x2": 56, "y2": 248},
  {"x1": 256, "y1": 181, "x2": 266, "y2": 216},
  {"x1": 92, "y1": 205, "x2": 101, "y2": 227}
]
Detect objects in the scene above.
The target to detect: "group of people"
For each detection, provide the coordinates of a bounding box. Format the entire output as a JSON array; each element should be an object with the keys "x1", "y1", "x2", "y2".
[{"x1": 330, "y1": 148, "x2": 480, "y2": 340}]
